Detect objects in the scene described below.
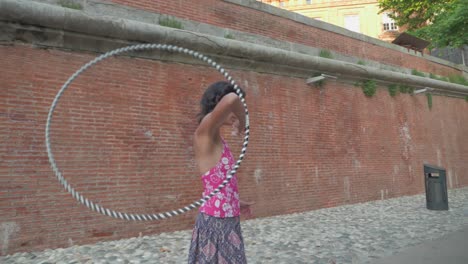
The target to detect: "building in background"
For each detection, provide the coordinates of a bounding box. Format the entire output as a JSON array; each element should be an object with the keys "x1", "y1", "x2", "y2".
[{"x1": 258, "y1": 0, "x2": 400, "y2": 42}]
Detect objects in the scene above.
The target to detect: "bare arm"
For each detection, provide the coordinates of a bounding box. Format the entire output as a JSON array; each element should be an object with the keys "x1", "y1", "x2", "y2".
[
  {"x1": 196, "y1": 92, "x2": 245, "y2": 137},
  {"x1": 194, "y1": 92, "x2": 245, "y2": 174}
]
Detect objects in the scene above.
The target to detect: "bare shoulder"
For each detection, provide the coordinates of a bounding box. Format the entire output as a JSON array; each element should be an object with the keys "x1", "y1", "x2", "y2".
[
  {"x1": 193, "y1": 122, "x2": 223, "y2": 174},
  {"x1": 195, "y1": 113, "x2": 211, "y2": 137},
  {"x1": 194, "y1": 117, "x2": 214, "y2": 154},
  {"x1": 193, "y1": 128, "x2": 209, "y2": 151}
]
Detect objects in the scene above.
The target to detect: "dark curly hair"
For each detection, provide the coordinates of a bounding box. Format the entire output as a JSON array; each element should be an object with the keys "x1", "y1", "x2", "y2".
[{"x1": 197, "y1": 81, "x2": 246, "y2": 124}]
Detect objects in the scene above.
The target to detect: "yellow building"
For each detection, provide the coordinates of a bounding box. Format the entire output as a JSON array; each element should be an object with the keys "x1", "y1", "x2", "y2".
[{"x1": 259, "y1": 0, "x2": 399, "y2": 42}]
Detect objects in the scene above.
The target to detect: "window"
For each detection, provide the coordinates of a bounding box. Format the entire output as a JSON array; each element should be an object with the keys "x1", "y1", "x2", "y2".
[
  {"x1": 344, "y1": 15, "x2": 360, "y2": 33},
  {"x1": 306, "y1": 0, "x2": 312, "y2": 4},
  {"x1": 382, "y1": 13, "x2": 398, "y2": 31}
]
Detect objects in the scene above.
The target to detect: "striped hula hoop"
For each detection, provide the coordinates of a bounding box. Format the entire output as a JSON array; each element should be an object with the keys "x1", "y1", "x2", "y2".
[{"x1": 45, "y1": 43, "x2": 250, "y2": 221}]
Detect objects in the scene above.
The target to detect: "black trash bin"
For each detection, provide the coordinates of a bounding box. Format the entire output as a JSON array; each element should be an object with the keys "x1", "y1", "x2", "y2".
[{"x1": 424, "y1": 164, "x2": 448, "y2": 210}]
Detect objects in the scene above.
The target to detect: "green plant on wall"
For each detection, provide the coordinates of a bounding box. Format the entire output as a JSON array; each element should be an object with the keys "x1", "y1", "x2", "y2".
[
  {"x1": 397, "y1": 84, "x2": 416, "y2": 95},
  {"x1": 355, "y1": 79, "x2": 377, "y2": 97},
  {"x1": 159, "y1": 17, "x2": 183, "y2": 29},
  {"x1": 224, "y1": 33, "x2": 235, "y2": 39},
  {"x1": 429, "y1": 73, "x2": 450, "y2": 82},
  {"x1": 411, "y1": 69, "x2": 426, "y2": 77},
  {"x1": 399, "y1": 84, "x2": 408, "y2": 93},
  {"x1": 429, "y1": 73, "x2": 440, "y2": 80},
  {"x1": 357, "y1": 60, "x2": 366, "y2": 65},
  {"x1": 398, "y1": 84, "x2": 410, "y2": 94},
  {"x1": 426, "y1": 93, "x2": 433, "y2": 109},
  {"x1": 319, "y1": 49, "x2": 333, "y2": 59},
  {"x1": 388, "y1": 84, "x2": 398, "y2": 97},
  {"x1": 58, "y1": 0, "x2": 83, "y2": 10},
  {"x1": 448, "y1": 74, "x2": 468, "y2": 86}
]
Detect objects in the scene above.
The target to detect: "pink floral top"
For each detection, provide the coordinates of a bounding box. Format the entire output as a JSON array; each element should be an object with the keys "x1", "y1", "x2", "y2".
[{"x1": 199, "y1": 139, "x2": 240, "y2": 218}]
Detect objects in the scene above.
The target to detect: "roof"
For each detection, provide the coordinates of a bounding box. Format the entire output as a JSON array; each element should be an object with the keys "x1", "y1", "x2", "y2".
[{"x1": 392, "y1": 32, "x2": 430, "y2": 51}]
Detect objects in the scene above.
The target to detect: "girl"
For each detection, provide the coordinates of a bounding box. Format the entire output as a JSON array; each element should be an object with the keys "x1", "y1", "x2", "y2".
[{"x1": 188, "y1": 81, "x2": 248, "y2": 264}]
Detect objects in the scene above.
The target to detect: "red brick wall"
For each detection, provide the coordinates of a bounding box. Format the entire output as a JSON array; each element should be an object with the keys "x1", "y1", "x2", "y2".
[
  {"x1": 1, "y1": 43, "x2": 467, "y2": 255},
  {"x1": 109, "y1": 0, "x2": 460, "y2": 76}
]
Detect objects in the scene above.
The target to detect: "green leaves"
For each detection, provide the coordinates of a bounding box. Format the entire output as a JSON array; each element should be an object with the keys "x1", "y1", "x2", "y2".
[
  {"x1": 355, "y1": 80, "x2": 377, "y2": 97},
  {"x1": 378, "y1": 0, "x2": 450, "y2": 29},
  {"x1": 426, "y1": 93, "x2": 433, "y2": 110},
  {"x1": 388, "y1": 84, "x2": 398, "y2": 97},
  {"x1": 378, "y1": 0, "x2": 467, "y2": 48}
]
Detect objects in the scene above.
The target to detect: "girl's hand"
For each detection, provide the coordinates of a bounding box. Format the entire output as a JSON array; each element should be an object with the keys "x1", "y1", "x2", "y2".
[
  {"x1": 240, "y1": 200, "x2": 255, "y2": 219},
  {"x1": 231, "y1": 118, "x2": 244, "y2": 137},
  {"x1": 240, "y1": 200, "x2": 255, "y2": 207}
]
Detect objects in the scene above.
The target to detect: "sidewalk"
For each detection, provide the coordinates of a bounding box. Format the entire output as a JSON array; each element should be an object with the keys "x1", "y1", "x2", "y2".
[
  {"x1": 1, "y1": 187, "x2": 467, "y2": 263},
  {"x1": 372, "y1": 226, "x2": 468, "y2": 264}
]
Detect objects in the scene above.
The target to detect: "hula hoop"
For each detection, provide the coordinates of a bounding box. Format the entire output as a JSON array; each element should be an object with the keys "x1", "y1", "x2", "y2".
[{"x1": 45, "y1": 43, "x2": 250, "y2": 221}]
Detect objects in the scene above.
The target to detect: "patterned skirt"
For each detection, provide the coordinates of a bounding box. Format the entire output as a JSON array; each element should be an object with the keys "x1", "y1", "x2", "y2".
[{"x1": 188, "y1": 212, "x2": 247, "y2": 264}]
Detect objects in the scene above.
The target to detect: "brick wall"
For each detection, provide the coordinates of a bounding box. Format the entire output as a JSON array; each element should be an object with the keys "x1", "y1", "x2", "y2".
[
  {"x1": 1, "y1": 0, "x2": 468, "y2": 256},
  {"x1": 1, "y1": 43, "x2": 467, "y2": 255},
  {"x1": 108, "y1": 0, "x2": 459, "y2": 76}
]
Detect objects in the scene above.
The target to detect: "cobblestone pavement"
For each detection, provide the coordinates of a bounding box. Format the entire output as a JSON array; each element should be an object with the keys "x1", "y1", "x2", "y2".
[{"x1": 2, "y1": 187, "x2": 467, "y2": 264}]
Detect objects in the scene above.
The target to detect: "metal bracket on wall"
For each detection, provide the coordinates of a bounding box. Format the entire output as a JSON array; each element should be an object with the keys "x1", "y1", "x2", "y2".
[
  {"x1": 413, "y1": 87, "x2": 434, "y2": 95},
  {"x1": 306, "y1": 74, "x2": 337, "y2": 85}
]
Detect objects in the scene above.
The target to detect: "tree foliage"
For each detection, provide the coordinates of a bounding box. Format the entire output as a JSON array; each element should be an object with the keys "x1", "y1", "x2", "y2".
[{"x1": 378, "y1": 0, "x2": 468, "y2": 48}]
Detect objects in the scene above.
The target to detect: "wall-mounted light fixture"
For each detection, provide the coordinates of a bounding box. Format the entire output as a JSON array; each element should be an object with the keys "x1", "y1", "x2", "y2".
[
  {"x1": 413, "y1": 87, "x2": 434, "y2": 95},
  {"x1": 306, "y1": 74, "x2": 337, "y2": 85}
]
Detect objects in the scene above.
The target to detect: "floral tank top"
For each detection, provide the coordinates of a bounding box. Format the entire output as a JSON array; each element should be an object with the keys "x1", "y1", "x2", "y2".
[{"x1": 199, "y1": 138, "x2": 240, "y2": 218}]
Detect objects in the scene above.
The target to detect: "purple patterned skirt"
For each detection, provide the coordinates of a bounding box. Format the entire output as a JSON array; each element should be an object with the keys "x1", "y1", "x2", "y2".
[{"x1": 188, "y1": 212, "x2": 247, "y2": 264}]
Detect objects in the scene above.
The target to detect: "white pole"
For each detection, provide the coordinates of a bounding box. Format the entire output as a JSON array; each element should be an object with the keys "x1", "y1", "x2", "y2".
[{"x1": 462, "y1": 46, "x2": 466, "y2": 66}]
